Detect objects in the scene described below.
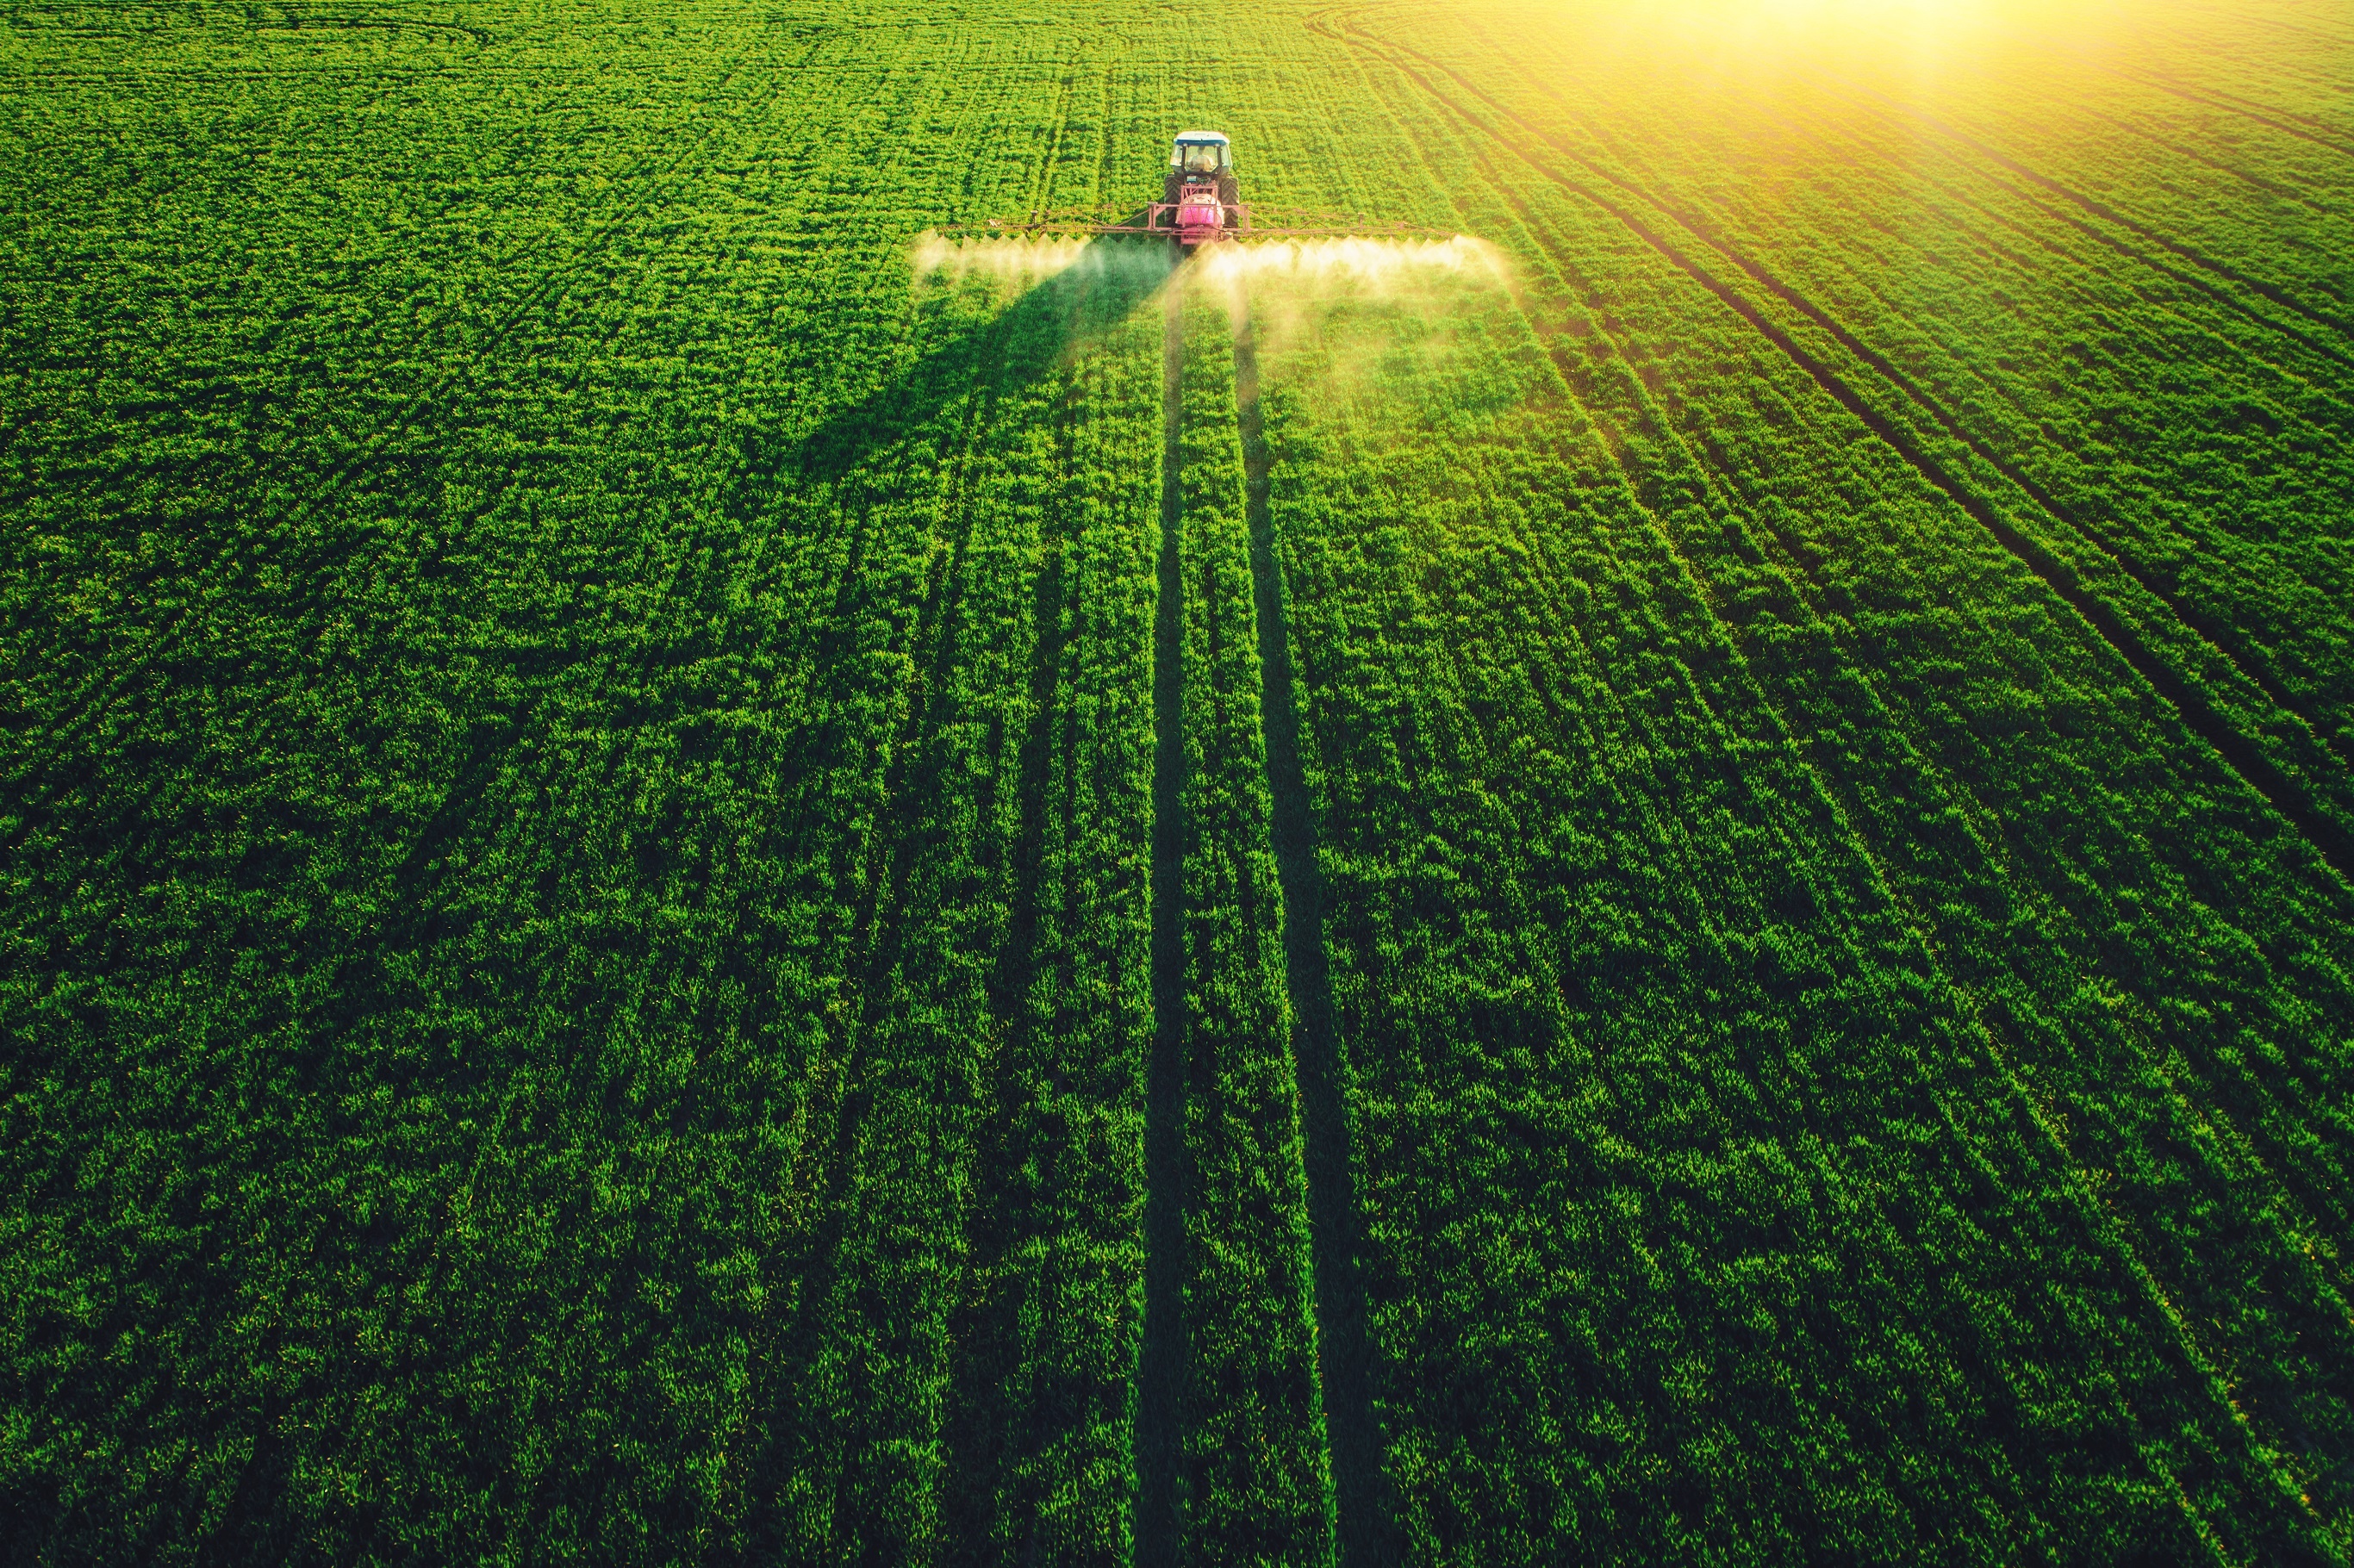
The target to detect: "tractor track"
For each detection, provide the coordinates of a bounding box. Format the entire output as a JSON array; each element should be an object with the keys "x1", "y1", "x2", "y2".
[
  {"x1": 1896, "y1": 126, "x2": 2354, "y2": 380},
  {"x1": 1498, "y1": 119, "x2": 2354, "y2": 1320},
  {"x1": 1132, "y1": 283, "x2": 1188, "y2": 1568},
  {"x1": 2133, "y1": 8, "x2": 2354, "y2": 84},
  {"x1": 19, "y1": 48, "x2": 911, "y2": 1532},
  {"x1": 1230, "y1": 304, "x2": 1395, "y2": 1568},
  {"x1": 1317, "y1": 12, "x2": 2354, "y2": 1533},
  {"x1": 939, "y1": 366, "x2": 1082, "y2": 1548},
  {"x1": 196, "y1": 59, "x2": 1082, "y2": 1544},
  {"x1": 728, "y1": 100, "x2": 1159, "y2": 1542},
  {"x1": 2174, "y1": 0, "x2": 2354, "y2": 53},
  {"x1": 1812, "y1": 74, "x2": 2354, "y2": 339},
  {"x1": 1137, "y1": 268, "x2": 1386, "y2": 1565},
  {"x1": 1672, "y1": 53, "x2": 2354, "y2": 380},
  {"x1": 1317, "y1": 34, "x2": 2354, "y2": 1539},
  {"x1": 1650, "y1": 73, "x2": 2354, "y2": 429},
  {"x1": 734, "y1": 289, "x2": 1025, "y2": 1556},
  {"x1": 937, "y1": 71, "x2": 1124, "y2": 1549},
  {"x1": 180, "y1": 220, "x2": 948, "y2": 1568},
  {"x1": 1312, "y1": 10, "x2": 2354, "y2": 891},
  {"x1": 2114, "y1": 66, "x2": 2354, "y2": 161},
  {"x1": 2077, "y1": 105, "x2": 2346, "y2": 216},
  {"x1": 1461, "y1": 27, "x2": 2354, "y2": 769},
  {"x1": 1468, "y1": 15, "x2": 2354, "y2": 371},
  {"x1": 1467, "y1": 123, "x2": 2354, "y2": 1459},
  {"x1": 1458, "y1": 19, "x2": 2354, "y2": 370}
]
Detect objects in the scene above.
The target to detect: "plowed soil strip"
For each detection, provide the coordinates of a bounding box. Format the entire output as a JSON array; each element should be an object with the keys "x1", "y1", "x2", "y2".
[
  {"x1": 1232, "y1": 307, "x2": 1394, "y2": 1568},
  {"x1": 1133, "y1": 283, "x2": 1187, "y2": 1567}
]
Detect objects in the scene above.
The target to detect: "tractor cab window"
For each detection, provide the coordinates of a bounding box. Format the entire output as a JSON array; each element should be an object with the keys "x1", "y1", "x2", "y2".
[{"x1": 1177, "y1": 142, "x2": 1226, "y2": 175}]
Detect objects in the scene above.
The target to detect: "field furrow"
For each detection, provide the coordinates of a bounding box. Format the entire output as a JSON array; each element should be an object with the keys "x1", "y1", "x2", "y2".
[
  {"x1": 1230, "y1": 227, "x2": 2337, "y2": 1557},
  {"x1": 8, "y1": 2, "x2": 2353, "y2": 1561},
  {"x1": 1170, "y1": 282, "x2": 1330, "y2": 1564},
  {"x1": 1319, "y1": 10, "x2": 2354, "y2": 895}
]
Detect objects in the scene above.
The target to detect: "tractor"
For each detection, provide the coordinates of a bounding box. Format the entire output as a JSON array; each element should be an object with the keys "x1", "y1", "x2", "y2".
[
  {"x1": 958, "y1": 133, "x2": 1434, "y2": 249},
  {"x1": 1155, "y1": 131, "x2": 1245, "y2": 246}
]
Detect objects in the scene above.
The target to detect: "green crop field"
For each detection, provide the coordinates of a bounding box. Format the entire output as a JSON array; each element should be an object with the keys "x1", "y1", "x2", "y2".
[{"x1": 4, "y1": 0, "x2": 2352, "y2": 1561}]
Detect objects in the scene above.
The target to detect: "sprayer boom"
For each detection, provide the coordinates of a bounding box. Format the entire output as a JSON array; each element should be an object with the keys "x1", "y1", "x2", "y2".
[
  {"x1": 939, "y1": 133, "x2": 1443, "y2": 247},
  {"x1": 968, "y1": 204, "x2": 1435, "y2": 242}
]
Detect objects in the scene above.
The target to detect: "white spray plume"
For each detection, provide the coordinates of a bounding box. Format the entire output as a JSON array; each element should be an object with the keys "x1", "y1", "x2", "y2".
[
  {"x1": 910, "y1": 231, "x2": 1173, "y2": 287},
  {"x1": 1192, "y1": 233, "x2": 1510, "y2": 289}
]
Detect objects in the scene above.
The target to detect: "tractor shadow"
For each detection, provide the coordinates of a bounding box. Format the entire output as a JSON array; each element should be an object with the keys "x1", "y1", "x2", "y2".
[{"x1": 3, "y1": 219, "x2": 1180, "y2": 1560}]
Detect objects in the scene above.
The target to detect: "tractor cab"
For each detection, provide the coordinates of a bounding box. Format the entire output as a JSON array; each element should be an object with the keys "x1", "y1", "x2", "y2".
[
  {"x1": 1162, "y1": 130, "x2": 1242, "y2": 246},
  {"x1": 1171, "y1": 133, "x2": 1231, "y2": 180},
  {"x1": 962, "y1": 128, "x2": 1421, "y2": 248}
]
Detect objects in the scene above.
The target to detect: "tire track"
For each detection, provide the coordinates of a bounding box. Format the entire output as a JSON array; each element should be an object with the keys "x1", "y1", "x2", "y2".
[
  {"x1": 937, "y1": 98, "x2": 1148, "y2": 1553},
  {"x1": 1460, "y1": 22, "x2": 2354, "y2": 403},
  {"x1": 1683, "y1": 46, "x2": 2354, "y2": 376},
  {"x1": 940, "y1": 364, "x2": 1078, "y2": 1550},
  {"x1": 1815, "y1": 73, "x2": 2354, "y2": 337},
  {"x1": 1660, "y1": 63, "x2": 2354, "y2": 392},
  {"x1": 736, "y1": 295, "x2": 1023, "y2": 1558},
  {"x1": 2081, "y1": 104, "x2": 2348, "y2": 216},
  {"x1": 9, "y1": 65, "x2": 935, "y2": 1509},
  {"x1": 729, "y1": 77, "x2": 1156, "y2": 1542},
  {"x1": 1329, "y1": 48, "x2": 2348, "y2": 1544},
  {"x1": 1846, "y1": 110, "x2": 2354, "y2": 380},
  {"x1": 2117, "y1": 65, "x2": 2354, "y2": 161},
  {"x1": 101, "y1": 198, "x2": 943, "y2": 1568},
  {"x1": 1451, "y1": 23, "x2": 2354, "y2": 755},
  {"x1": 1230, "y1": 304, "x2": 1394, "y2": 1568},
  {"x1": 2176, "y1": 0, "x2": 2354, "y2": 53},
  {"x1": 1132, "y1": 283, "x2": 1187, "y2": 1568},
  {"x1": 1311, "y1": 11, "x2": 2354, "y2": 888},
  {"x1": 1474, "y1": 123, "x2": 2354, "y2": 1460},
  {"x1": 1478, "y1": 12, "x2": 2354, "y2": 327}
]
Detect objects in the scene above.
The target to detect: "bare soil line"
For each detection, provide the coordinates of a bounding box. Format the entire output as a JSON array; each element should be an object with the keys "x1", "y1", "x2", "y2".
[
  {"x1": 1132, "y1": 284, "x2": 1188, "y2": 1568},
  {"x1": 1819, "y1": 74, "x2": 2354, "y2": 334},
  {"x1": 1231, "y1": 304, "x2": 1397, "y2": 1568}
]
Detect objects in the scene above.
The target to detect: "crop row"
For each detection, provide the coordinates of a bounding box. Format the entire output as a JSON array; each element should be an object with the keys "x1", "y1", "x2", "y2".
[
  {"x1": 1391, "y1": 2, "x2": 2354, "y2": 827},
  {"x1": 2, "y1": 12, "x2": 1181, "y2": 1560},
  {"x1": 1209, "y1": 10, "x2": 2354, "y2": 1556},
  {"x1": 1239, "y1": 235, "x2": 2341, "y2": 1561},
  {"x1": 1150, "y1": 283, "x2": 1331, "y2": 1562},
  {"x1": 9, "y1": 1, "x2": 2352, "y2": 1562}
]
